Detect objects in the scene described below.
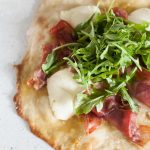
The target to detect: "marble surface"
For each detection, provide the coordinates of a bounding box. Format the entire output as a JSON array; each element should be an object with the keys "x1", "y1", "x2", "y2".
[{"x1": 0, "y1": 0, "x2": 52, "y2": 149}]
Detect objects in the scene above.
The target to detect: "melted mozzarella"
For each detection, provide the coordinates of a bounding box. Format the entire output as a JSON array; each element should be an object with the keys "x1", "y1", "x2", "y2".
[
  {"x1": 47, "y1": 68, "x2": 83, "y2": 120},
  {"x1": 60, "y1": 5, "x2": 100, "y2": 28},
  {"x1": 128, "y1": 8, "x2": 150, "y2": 31}
]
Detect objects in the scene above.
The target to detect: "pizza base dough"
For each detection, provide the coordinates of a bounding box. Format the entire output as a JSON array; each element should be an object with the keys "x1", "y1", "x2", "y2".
[{"x1": 14, "y1": 0, "x2": 150, "y2": 149}]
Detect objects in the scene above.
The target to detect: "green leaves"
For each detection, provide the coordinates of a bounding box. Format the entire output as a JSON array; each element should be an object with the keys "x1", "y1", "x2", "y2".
[
  {"x1": 121, "y1": 87, "x2": 139, "y2": 112},
  {"x1": 42, "y1": 52, "x2": 57, "y2": 75},
  {"x1": 42, "y1": 43, "x2": 81, "y2": 75},
  {"x1": 43, "y1": 8, "x2": 150, "y2": 115},
  {"x1": 112, "y1": 43, "x2": 142, "y2": 71},
  {"x1": 65, "y1": 10, "x2": 150, "y2": 114},
  {"x1": 75, "y1": 93, "x2": 104, "y2": 115},
  {"x1": 142, "y1": 54, "x2": 150, "y2": 70}
]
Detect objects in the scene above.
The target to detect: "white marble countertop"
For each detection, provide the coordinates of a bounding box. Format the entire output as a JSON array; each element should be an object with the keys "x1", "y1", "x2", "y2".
[{"x1": 0, "y1": 0, "x2": 52, "y2": 149}]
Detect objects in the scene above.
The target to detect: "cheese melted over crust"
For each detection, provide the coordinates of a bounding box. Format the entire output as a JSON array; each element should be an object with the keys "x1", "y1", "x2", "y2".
[
  {"x1": 47, "y1": 68, "x2": 83, "y2": 120},
  {"x1": 60, "y1": 5, "x2": 100, "y2": 28}
]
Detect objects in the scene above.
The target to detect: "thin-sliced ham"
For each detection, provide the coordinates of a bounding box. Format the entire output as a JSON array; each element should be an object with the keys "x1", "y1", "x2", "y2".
[
  {"x1": 130, "y1": 69, "x2": 150, "y2": 108},
  {"x1": 133, "y1": 81, "x2": 150, "y2": 107},
  {"x1": 27, "y1": 68, "x2": 46, "y2": 90},
  {"x1": 41, "y1": 43, "x2": 57, "y2": 64},
  {"x1": 50, "y1": 20, "x2": 75, "y2": 44},
  {"x1": 92, "y1": 96, "x2": 141, "y2": 143},
  {"x1": 113, "y1": 7, "x2": 128, "y2": 19},
  {"x1": 84, "y1": 95, "x2": 150, "y2": 145},
  {"x1": 106, "y1": 108, "x2": 140, "y2": 143},
  {"x1": 27, "y1": 20, "x2": 75, "y2": 90},
  {"x1": 137, "y1": 69, "x2": 150, "y2": 80}
]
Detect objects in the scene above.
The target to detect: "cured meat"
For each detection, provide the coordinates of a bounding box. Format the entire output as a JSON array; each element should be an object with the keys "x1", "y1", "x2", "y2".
[
  {"x1": 41, "y1": 43, "x2": 57, "y2": 64},
  {"x1": 92, "y1": 96, "x2": 141, "y2": 143},
  {"x1": 106, "y1": 108, "x2": 140, "y2": 143},
  {"x1": 27, "y1": 68, "x2": 46, "y2": 90},
  {"x1": 113, "y1": 7, "x2": 128, "y2": 19},
  {"x1": 133, "y1": 81, "x2": 150, "y2": 107},
  {"x1": 130, "y1": 69, "x2": 150, "y2": 108},
  {"x1": 137, "y1": 69, "x2": 150, "y2": 80},
  {"x1": 50, "y1": 20, "x2": 75, "y2": 44},
  {"x1": 27, "y1": 20, "x2": 75, "y2": 90}
]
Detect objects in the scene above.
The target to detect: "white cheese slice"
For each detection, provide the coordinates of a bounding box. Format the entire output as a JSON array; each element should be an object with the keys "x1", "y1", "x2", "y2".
[
  {"x1": 60, "y1": 5, "x2": 100, "y2": 28},
  {"x1": 47, "y1": 68, "x2": 83, "y2": 120},
  {"x1": 128, "y1": 8, "x2": 150, "y2": 31}
]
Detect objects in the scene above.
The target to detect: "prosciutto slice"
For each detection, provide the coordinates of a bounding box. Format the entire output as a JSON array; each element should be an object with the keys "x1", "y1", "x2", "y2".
[
  {"x1": 83, "y1": 68, "x2": 150, "y2": 144},
  {"x1": 113, "y1": 7, "x2": 128, "y2": 19},
  {"x1": 130, "y1": 69, "x2": 150, "y2": 108},
  {"x1": 92, "y1": 96, "x2": 141, "y2": 143},
  {"x1": 27, "y1": 20, "x2": 75, "y2": 90}
]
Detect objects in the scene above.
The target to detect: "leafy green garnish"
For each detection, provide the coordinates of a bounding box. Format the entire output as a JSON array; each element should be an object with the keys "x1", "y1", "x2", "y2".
[
  {"x1": 75, "y1": 93, "x2": 105, "y2": 115},
  {"x1": 75, "y1": 67, "x2": 138, "y2": 114},
  {"x1": 42, "y1": 8, "x2": 150, "y2": 115},
  {"x1": 42, "y1": 52, "x2": 58, "y2": 75},
  {"x1": 65, "y1": 10, "x2": 150, "y2": 114},
  {"x1": 42, "y1": 43, "x2": 81, "y2": 75}
]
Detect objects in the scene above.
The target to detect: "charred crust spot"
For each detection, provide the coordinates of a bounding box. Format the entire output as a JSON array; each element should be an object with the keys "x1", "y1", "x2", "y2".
[
  {"x1": 37, "y1": 16, "x2": 48, "y2": 27},
  {"x1": 37, "y1": 16, "x2": 46, "y2": 24}
]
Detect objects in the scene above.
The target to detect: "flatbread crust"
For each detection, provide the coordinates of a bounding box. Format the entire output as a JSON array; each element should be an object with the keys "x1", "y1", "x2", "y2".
[{"x1": 14, "y1": 0, "x2": 150, "y2": 149}]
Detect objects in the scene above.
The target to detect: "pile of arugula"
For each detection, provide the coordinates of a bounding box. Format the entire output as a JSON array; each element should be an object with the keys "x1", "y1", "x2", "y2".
[{"x1": 42, "y1": 9, "x2": 150, "y2": 115}]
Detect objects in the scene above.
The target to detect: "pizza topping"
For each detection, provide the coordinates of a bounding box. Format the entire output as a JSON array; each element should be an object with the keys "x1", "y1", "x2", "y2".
[
  {"x1": 50, "y1": 20, "x2": 75, "y2": 43},
  {"x1": 136, "y1": 68, "x2": 150, "y2": 80},
  {"x1": 82, "y1": 113, "x2": 101, "y2": 134},
  {"x1": 44, "y1": 6, "x2": 150, "y2": 115},
  {"x1": 128, "y1": 8, "x2": 150, "y2": 24},
  {"x1": 92, "y1": 96, "x2": 140, "y2": 142},
  {"x1": 60, "y1": 5, "x2": 100, "y2": 28},
  {"x1": 27, "y1": 20, "x2": 76, "y2": 90},
  {"x1": 92, "y1": 96, "x2": 123, "y2": 117},
  {"x1": 133, "y1": 81, "x2": 150, "y2": 107},
  {"x1": 27, "y1": 68, "x2": 46, "y2": 90},
  {"x1": 63, "y1": 8, "x2": 150, "y2": 115},
  {"x1": 129, "y1": 69, "x2": 150, "y2": 108},
  {"x1": 41, "y1": 43, "x2": 56, "y2": 64},
  {"x1": 105, "y1": 108, "x2": 140, "y2": 143},
  {"x1": 113, "y1": 7, "x2": 128, "y2": 19},
  {"x1": 82, "y1": 95, "x2": 150, "y2": 145},
  {"x1": 27, "y1": 3, "x2": 150, "y2": 145},
  {"x1": 47, "y1": 68, "x2": 84, "y2": 120}
]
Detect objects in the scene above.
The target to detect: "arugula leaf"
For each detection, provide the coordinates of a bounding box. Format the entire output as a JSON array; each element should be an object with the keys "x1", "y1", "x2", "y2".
[
  {"x1": 112, "y1": 43, "x2": 142, "y2": 70},
  {"x1": 121, "y1": 87, "x2": 139, "y2": 112},
  {"x1": 42, "y1": 52, "x2": 57, "y2": 74},
  {"x1": 75, "y1": 93, "x2": 104, "y2": 115},
  {"x1": 142, "y1": 54, "x2": 150, "y2": 70},
  {"x1": 42, "y1": 43, "x2": 81, "y2": 75}
]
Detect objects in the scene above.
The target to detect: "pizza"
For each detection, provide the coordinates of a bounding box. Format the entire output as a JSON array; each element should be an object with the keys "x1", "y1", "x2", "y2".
[{"x1": 14, "y1": 0, "x2": 150, "y2": 149}]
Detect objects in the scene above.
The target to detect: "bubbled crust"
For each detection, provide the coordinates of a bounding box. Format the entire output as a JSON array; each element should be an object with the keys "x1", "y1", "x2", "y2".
[{"x1": 14, "y1": 0, "x2": 150, "y2": 150}]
